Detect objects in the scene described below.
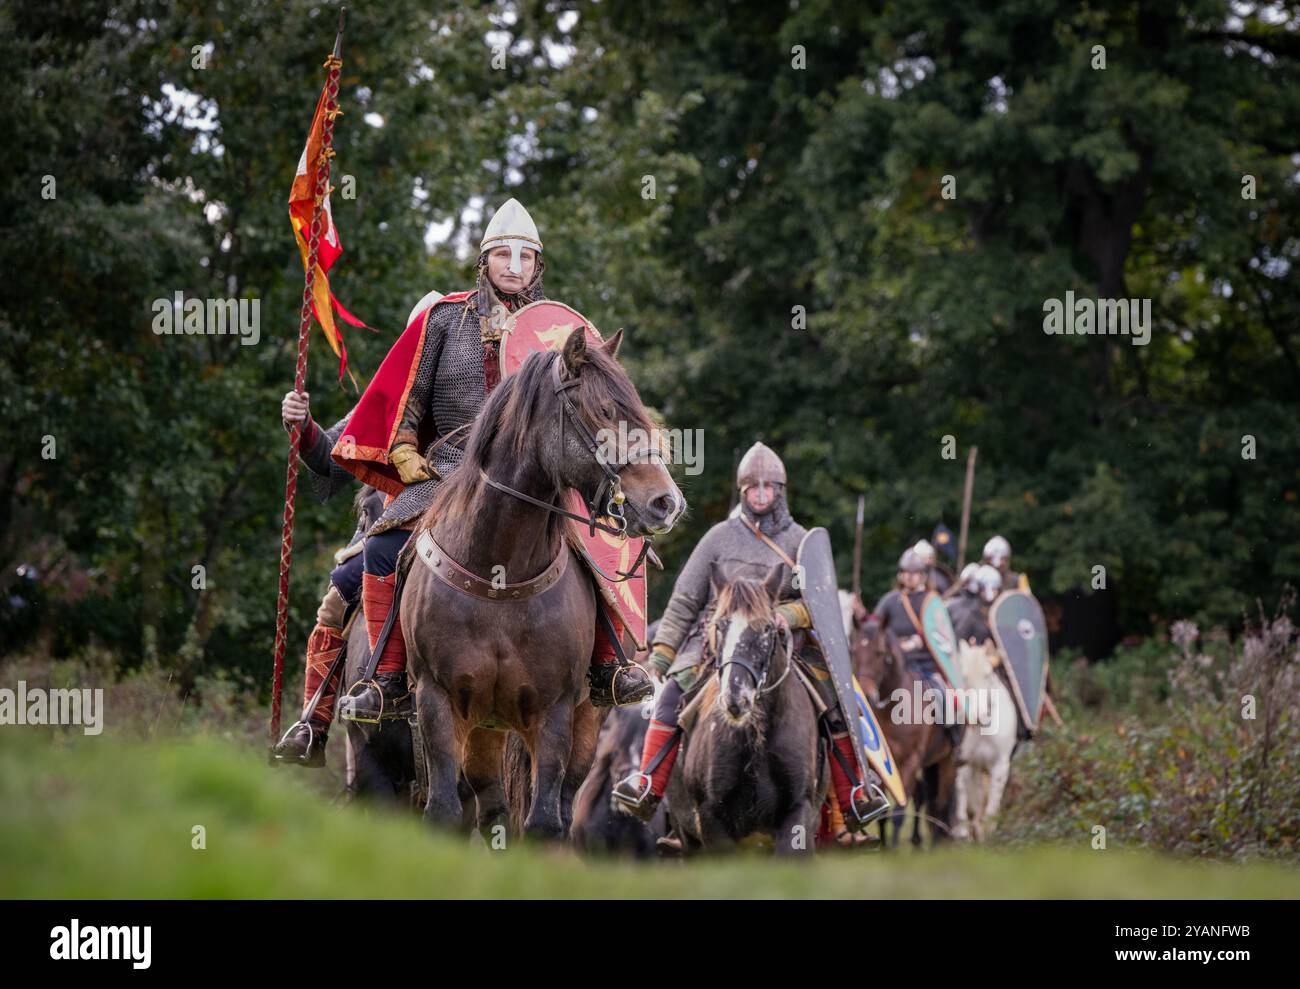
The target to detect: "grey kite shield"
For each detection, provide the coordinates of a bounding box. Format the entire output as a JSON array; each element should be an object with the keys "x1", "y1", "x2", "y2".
[{"x1": 796, "y1": 527, "x2": 868, "y2": 779}]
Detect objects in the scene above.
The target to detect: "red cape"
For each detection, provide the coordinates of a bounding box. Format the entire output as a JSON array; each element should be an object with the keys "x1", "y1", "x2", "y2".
[{"x1": 331, "y1": 290, "x2": 475, "y2": 495}]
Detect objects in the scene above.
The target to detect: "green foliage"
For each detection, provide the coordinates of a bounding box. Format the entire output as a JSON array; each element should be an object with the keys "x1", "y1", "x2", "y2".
[
  {"x1": 1000, "y1": 601, "x2": 1300, "y2": 858},
  {"x1": 1, "y1": 1, "x2": 1298, "y2": 686}
]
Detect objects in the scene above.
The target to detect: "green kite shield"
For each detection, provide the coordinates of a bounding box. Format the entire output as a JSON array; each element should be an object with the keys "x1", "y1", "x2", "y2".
[
  {"x1": 797, "y1": 527, "x2": 869, "y2": 782},
  {"x1": 920, "y1": 591, "x2": 963, "y2": 691},
  {"x1": 989, "y1": 590, "x2": 1049, "y2": 732}
]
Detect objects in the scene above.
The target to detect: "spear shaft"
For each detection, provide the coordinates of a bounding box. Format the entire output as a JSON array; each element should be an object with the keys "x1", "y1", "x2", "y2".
[{"x1": 270, "y1": 9, "x2": 348, "y2": 748}]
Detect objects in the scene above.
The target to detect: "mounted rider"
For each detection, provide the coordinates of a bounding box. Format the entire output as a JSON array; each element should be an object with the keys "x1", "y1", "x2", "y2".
[
  {"x1": 982, "y1": 535, "x2": 1029, "y2": 594},
  {"x1": 913, "y1": 539, "x2": 951, "y2": 594},
  {"x1": 945, "y1": 561, "x2": 981, "y2": 627},
  {"x1": 872, "y1": 548, "x2": 963, "y2": 750},
  {"x1": 273, "y1": 198, "x2": 653, "y2": 764},
  {"x1": 952, "y1": 564, "x2": 1001, "y2": 645},
  {"x1": 611, "y1": 442, "x2": 890, "y2": 832}
]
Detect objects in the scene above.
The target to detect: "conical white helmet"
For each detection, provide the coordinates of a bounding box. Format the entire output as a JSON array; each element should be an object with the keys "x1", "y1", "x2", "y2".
[
  {"x1": 983, "y1": 535, "x2": 1011, "y2": 566},
  {"x1": 974, "y1": 564, "x2": 1003, "y2": 602},
  {"x1": 480, "y1": 198, "x2": 542, "y2": 274}
]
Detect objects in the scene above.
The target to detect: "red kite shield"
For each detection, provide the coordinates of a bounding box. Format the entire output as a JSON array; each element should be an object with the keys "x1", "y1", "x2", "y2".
[
  {"x1": 499, "y1": 301, "x2": 649, "y2": 650},
  {"x1": 499, "y1": 299, "x2": 600, "y2": 377}
]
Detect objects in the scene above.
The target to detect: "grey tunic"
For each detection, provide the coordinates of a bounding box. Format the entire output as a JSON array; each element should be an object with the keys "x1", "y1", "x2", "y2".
[
  {"x1": 657, "y1": 497, "x2": 806, "y2": 677},
  {"x1": 872, "y1": 588, "x2": 934, "y2": 667}
]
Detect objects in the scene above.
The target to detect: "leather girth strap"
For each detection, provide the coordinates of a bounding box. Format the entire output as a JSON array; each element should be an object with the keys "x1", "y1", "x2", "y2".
[{"x1": 413, "y1": 528, "x2": 568, "y2": 601}]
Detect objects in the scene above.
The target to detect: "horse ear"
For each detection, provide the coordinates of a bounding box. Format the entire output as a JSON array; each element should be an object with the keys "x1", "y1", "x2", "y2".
[
  {"x1": 561, "y1": 326, "x2": 588, "y2": 376},
  {"x1": 601, "y1": 328, "x2": 623, "y2": 360},
  {"x1": 707, "y1": 560, "x2": 726, "y2": 601},
  {"x1": 763, "y1": 563, "x2": 785, "y2": 601}
]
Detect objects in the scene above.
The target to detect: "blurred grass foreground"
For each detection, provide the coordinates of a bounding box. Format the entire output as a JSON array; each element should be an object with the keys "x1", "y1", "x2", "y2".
[{"x1": 1, "y1": 729, "x2": 1296, "y2": 900}]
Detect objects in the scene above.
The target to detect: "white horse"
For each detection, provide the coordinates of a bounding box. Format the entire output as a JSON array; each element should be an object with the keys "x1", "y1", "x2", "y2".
[{"x1": 953, "y1": 639, "x2": 1018, "y2": 842}]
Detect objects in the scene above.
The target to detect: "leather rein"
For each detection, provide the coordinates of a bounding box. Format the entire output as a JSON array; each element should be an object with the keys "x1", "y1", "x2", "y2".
[
  {"x1": 476, "y1": 354, "x2": 663, "y2": 582},
  {"x1": 708, "y1": 613, "x2": 794, "y2": 696},
  {"x1": 421, "y1": 354, "x2": 661, "y2": 599}
]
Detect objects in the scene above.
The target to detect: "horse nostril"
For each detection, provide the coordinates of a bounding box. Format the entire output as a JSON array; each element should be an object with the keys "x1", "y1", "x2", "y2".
[{"x1": 650, "y1": 493, "x2": 675, "y2": 520}]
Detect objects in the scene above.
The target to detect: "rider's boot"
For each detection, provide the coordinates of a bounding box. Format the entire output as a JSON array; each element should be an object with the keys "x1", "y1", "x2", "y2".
[
  {"x1": 344, "y1": 572, "x2": 411, "y2": 723},
  {"x1": 612, "y1": 719, "x2": 681, "y2": 822},
  {"x1": 273, "y1": 621, "x2": 345, "y2": 767},
  {"x1": 587, "y1": 607, "x2": 653, "y2": 707},
  {"x1": 828, "y1": 731, "x2": 891, "y2": 831},
  {"x1": 824, "y1": 790, "x2": 874, "y2": 847}
]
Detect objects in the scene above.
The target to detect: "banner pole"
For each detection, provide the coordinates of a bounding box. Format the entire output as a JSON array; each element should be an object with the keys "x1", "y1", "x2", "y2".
[{"x1": 270, "y1": 9, "x2": 348, "y2": 749}]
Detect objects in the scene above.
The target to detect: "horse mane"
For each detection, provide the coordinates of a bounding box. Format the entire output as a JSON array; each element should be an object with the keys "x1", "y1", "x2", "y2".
[
  {"x1": 420, "y1": 339, "x2": 659, "y2": 531},
  {"x1": 712, "y1": 575, "x2": 777, "y2": 629}
]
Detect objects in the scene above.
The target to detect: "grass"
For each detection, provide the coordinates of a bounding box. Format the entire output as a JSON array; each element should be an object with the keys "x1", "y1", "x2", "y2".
[{"x1": 2, "y1": 730, "x2": 1297, "y2": 899}]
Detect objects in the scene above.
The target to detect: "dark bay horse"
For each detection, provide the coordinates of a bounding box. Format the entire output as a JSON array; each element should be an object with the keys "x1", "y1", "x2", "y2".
[
  {"x1": 851, "y1": 614, "x2": 957, "y2": 847},
  {"x1": 568, "y1": 701, "x2": 668, "y2": 856},
  {"x1": 402, "y1": 327, "x2": 684, "y2": 839},
  {"x1": 666, "y1": 568, "x2": 826, "y2": 854},
  {"x1": 568, "y1": 622, "x2": 668, "y2": 856}
]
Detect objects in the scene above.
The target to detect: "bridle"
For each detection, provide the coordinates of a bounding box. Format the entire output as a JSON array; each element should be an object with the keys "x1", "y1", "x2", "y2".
[
  {"x1": 709, "y1": 613, "x2": 794, "y2": 696},
  {"x1": 477, "y1": 353, "x2": 665, "y2": 582}
]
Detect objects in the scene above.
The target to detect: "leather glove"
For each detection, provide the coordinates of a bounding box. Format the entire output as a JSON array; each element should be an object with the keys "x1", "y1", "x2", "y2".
[
  {"x1": 389, "y1": 443, "x2": 433, "y2": 484},
  {"x1": 776, "y1": 601, "x2": 811, "y2": 630},
  {"x1": 649, "y1": 646, "x2": 675, "y2": 679}
]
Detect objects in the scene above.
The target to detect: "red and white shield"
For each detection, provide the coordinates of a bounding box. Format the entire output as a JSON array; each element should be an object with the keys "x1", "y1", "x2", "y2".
[{"x1": 499, "y1": 301, "x2": 649, "y2": 649}]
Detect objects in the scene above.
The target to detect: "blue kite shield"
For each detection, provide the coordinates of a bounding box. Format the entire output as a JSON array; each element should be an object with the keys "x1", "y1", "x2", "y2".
[{"x1": 852, "y1": 675, "x2": 907, "y2": 806}]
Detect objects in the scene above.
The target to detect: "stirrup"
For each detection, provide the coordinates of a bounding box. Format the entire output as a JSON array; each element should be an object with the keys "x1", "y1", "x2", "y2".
[
  {"x1": 341, "y1": 678, "x2": 411, "y2": 725},
  {"x1": 849, "y1": 781, "x2": 891, "y2": 826},
  {"x1": 342, "y1": 679, "x2": 383, "y2": 725},
  {"x1": 274, "y1": 719, "x2": 315, "y2": 752},
  {"x1": 612, "y1": 772, "x2": 652, "y2": 808},
  {"x1": 611, "y1": 666, "x2": 643, "y2": 707},
  {"x1": 273, "y1": 719, "x2": 324, "y2": 765}
]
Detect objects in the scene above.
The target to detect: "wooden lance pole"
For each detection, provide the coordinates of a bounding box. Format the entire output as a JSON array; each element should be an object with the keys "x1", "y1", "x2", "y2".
[
  {"x1": 270, "y1": 10, "x2": 348, "y2": 749},
  {"x1": 851, "y1": 494, "x2": 865, "y2": 599},
  {"x1": 956, "y1": 445, "x2": 977, "y2": 570}
]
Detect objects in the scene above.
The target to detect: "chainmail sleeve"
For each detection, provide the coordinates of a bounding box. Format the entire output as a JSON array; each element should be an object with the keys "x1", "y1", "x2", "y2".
[
  {"x1": 653, "y1": 522, "x2": 727, "y2": 652},
  {"x1": 391, "y1": 306, "x2": 450, "y2": 451},
  {"x1": 300, "y1": 411, "x2": 355, "y2": 503}
]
